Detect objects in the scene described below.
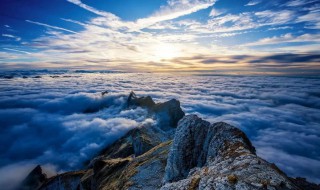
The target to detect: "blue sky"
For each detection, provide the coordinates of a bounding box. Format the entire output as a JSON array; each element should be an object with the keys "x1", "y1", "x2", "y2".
[{"x1": 0, "y1": 0, "x2": 320, "y2": 75}]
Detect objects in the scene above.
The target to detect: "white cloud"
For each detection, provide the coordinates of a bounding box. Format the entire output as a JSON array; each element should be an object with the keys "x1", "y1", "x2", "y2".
[
  {"x1": 2, "y1": 34, "x2": 21, "y2": 41},
  {"x1": 255, "y1": 10, "x2": 296, "y2": 25},
  {"x1": 26, "y1": 20, "x2": 78, "y2": 34},
  {"x1": 136, "y1": 0, "x2": 216, "y2": 29},
  {"x1": 209, "y1": 8, "x2": 225, "y2": 17},
  {"x1": 243, "y1": 33, "x2": 320, "y2": 47},
  {"x1": 66, "y1": 0, "x2": 118, "y2": 18},
  {"x1": 245, "y1": 0, "x2": 262, "y2": 6},
  {"x1": 296, "y1": 9, "x2": 320, "y2": 29},
  {"x1": 286, "y1": 0, "x2": 318, "y2": 7},
  {"x1": 3, "y1": 48, "x2": 31, "y2": 54},
  {"x1": 0, "y1": 72, "x2": 319, "y2": 184}
]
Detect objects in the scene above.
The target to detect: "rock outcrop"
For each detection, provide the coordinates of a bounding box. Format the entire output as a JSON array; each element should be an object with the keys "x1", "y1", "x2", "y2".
[
  {"x1": 127, "y1": 91, "x2": 185, "y2": 130},
  {"x1": 81, "y1": 141, "x2": 172, "y2": 190},
  {"x1": 39, "y1": 171, "x2": 86, "y2": 190},
  {"x1": 290, "y1": 178, "x2": 320, "y2": 190},
  {"x1": 127, "y1": 91, "x2": 156, "y2": 109},
  {"x1": 162, "y1": 115, "x2": 299, "y2": 190},
  {"x1": 20, "y1": 165, "x2": 47, "y2": 190},
  {"x1": 20, "y1": 94, "x2": 319, "y2": 190}
]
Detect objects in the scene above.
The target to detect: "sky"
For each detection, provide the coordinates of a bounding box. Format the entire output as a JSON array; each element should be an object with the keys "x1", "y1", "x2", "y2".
[{"x1": 0, "y1": 0, "x2": 320, "y2": 75}]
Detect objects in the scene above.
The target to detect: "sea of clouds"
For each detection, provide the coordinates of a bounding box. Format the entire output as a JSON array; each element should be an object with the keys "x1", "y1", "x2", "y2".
[{"x1": 0, "y1": 71, "x2": 319, "y2": 189}]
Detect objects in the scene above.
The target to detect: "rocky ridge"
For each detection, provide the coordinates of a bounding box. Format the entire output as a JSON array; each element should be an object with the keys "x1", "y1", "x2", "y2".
[{"x1": 19, "y1": 93, "x2": 320, "y2": 190}]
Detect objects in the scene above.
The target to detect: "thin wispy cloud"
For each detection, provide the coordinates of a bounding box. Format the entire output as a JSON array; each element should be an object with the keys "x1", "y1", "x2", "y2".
[
  {"x1": 26, "y1": 20, "x2": 78, "y2": 34},
  {"x1": 136, "y1": 0, "x2": 216, "y2": 29},
  {"x1": 66, "y1": 0, "x2": 116, "y2": 18},
  {"x1": 243, "y1": 33, "x2": 320, "y2": 47},
  {"x1": 3, "y1": 48, "x2": 31, "y2": 54},
  {"x1": 245, "y1": 0, "x2": 262, "y2": 6},
  {"x1": 2, "y1": 34, "x2": 21, "y2": 41}
]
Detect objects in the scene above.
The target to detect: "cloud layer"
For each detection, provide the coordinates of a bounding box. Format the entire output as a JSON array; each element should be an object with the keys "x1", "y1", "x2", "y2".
[{"x1": 0, "y1": 72, "x2": 319, "y2": 188}]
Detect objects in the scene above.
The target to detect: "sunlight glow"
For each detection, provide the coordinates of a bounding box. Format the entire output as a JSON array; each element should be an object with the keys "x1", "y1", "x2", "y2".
[{"x1": 152, "y1": 44, "x2": 181, "y2": 61}]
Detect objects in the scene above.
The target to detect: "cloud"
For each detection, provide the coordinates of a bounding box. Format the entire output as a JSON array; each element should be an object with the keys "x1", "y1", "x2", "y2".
[
  {"x1": 295, "y1": 8, "x2": 320, "y2": 29},
  {"x1": 243, "y1": 33, "x2": 320, "y2": 47},
  {"x1": 245, "y1": 0, "x2": 262, "y2": 6},
  {"x1": 2, "y1": 34, "x2": 21, "y2": 41},
  {"x1": 136, "y1": 0, "x2": 216, "y2": 29},
  {"x1": 3, "y1": 48, "x2": 31, "y2": 54},
  {"x1": 248, "y1": 53, "x2": 320, "y2": 64},
  {"x1": 209, "y1": 8, "x2": 225, "y2": 17},
  {"x1": 0, "y1": 72, "x2": 319, "y2": 185},
  {"x1": 26, "y1": 20, "x2": 77, "y2": 34},
  {"x1": 0, "y1": 91, "x2": 155, "y2": 182},
  {"x1": 66, "y1": 0, "x2": 118, "y2": 18},
  {"x1": 286, "y1": 0, "x2": 319, "y2": 7},
  {"x1": 65, "y1": 0, "x2": 216, "y2": 31}
]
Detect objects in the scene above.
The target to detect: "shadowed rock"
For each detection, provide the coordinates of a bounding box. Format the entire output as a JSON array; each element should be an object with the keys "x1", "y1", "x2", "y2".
[
  {"x1": 127, "y1": 91, "x2": 156, "y2": 109},
  {"x1": 19, "y1": 165, "x2": 47, "y2": 190},
  {"x1": 127, "y1": 91, "x2": 185, "y2": 130},
  {"x1": 39, "y1": 170, "x2": 86, "y2": 190},
  {"x1": 290, "y1": 177, "x2": 320, "y2": 190}
]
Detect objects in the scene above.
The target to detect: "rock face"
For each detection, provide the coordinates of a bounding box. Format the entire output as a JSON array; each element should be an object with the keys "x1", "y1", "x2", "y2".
[
  {"x1": 39, "y1": 171, "x2": 86, "y2": 190},
  {"x1": 162, "y1": 115, "x2": 299, "y2": 190},
  {"x1": 152, "y1": 99, "x2": 185, "y2": 131},
  {"x1": 21, "y1": 94, "x2": 319, "y2": 190},
  {"x1": 20, "y1": 165, "x2": 47, "y2": 190},
  {"x1": 127, "y1": 91, "x2": 156, "y2": 109},
  {"x1": 290, "y1": 177, "x2": 320, "y2": 190},
  {"x1": 81, "y1": 141, "x2": 172, "y2": 190},
  {"x1": 127, "y1": 91, "x2": 185, "y2": 131}
]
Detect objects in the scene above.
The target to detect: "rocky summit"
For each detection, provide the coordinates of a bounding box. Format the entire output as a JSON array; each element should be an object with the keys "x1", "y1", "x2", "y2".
[{"x1": 19, "y1": 94, "x2": 319, "y2": 190}]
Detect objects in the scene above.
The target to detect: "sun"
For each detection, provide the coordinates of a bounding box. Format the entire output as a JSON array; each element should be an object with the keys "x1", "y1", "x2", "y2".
[{"x1": 152, "y1": 43, "x2": 181, "y2": 61}]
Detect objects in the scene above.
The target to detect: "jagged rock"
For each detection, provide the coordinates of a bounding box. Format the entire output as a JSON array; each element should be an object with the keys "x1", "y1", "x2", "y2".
[
  {"x1": 80, "y1": 141, "x2": 172, "y2": 190},
  {"x1": 127, "y1": 92, "x2": 185, "y2": 131},
  {"x1": 127, "y1": 91, "x2": 155, "y2": 109},
  {"x1": 19, "y1": 165, "x2": 47, "y2": 190},
  {"x1": 101, "y1": 90, "x2": 108, "y2": 96},
  {"x1": 290, "y1": 177, "x2": 320, "y2": 190},
  {"x1": 152, "y1": 99, "x2": 185, "y2": 130},
  {"x1": 162, "y1": 115, "x2": 300, "y2": 190},
  {"x1": 96, "y1": 124, "x2": 164, "y2": 161},
  {"x1": 39, "y1": 171, "x2": 86, "y2": 190}
]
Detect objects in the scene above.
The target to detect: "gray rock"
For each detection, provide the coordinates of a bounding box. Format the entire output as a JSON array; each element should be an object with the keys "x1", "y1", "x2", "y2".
[
  {"x1": 39, "y1": 171, "x2": 86, "y2": 190},
  {"x1": 162, "y1": 115, "x2": 299, "y2": 190}
]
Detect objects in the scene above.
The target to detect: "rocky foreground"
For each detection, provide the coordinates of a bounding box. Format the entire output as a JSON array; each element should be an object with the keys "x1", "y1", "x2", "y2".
[{"x1": 20, "y1": 93, "x2": 320, "y2": 190}]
